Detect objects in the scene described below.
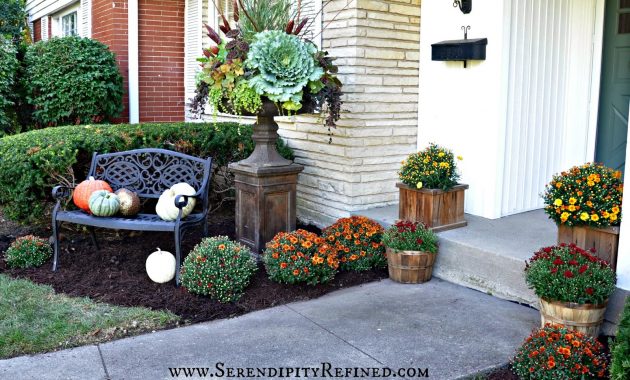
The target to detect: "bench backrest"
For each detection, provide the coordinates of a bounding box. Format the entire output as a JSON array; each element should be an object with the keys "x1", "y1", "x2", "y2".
[{"x1": 88, "y1": 148, "x2": 213, "y2": 213}]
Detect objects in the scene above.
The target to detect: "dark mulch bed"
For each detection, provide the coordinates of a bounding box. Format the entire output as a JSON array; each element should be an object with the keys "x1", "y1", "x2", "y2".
[{"x1": 0, "y1": 207, "x2": 388, "y2": 323}]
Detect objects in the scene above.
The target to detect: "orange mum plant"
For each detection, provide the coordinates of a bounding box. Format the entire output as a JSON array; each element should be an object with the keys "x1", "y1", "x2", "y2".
[
  {"x1": 543, "y1": 163, "x2": 623, "y2": 227},
  {"x1": 512, "y1": 324, "x2": 608, "y2": 379},
  {"x1": 263, "y1": 229, "x2": 339, "y2": 285},
  {"x1": 322, "y1": 216, "x2": 386, "y2": 271}
]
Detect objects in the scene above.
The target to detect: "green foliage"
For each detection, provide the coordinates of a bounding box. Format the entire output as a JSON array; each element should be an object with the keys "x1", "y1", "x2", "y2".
[
  {"x1": 524, "y1": 245, "x2": 616, "y2": 305},
  {"x1": 399, "y1": 143, "x2": 461, "y2": 191},
  {"x1": 230, "y1": 81, "x2": 262, "y2": 114},
  {"x1": 0, "y1": 274, "x2": 177, "y2": 358},
  {"x1": 382, "y1": 220, "x2": 438, "y2": 254},
  {"x1": 0, "y1": 122, "x2": 294, "y2": 223},
  {"x1": 0, "y1": 38, "x2": 19, "y2": 136},
  {"x1": 246, "y1": 30, "x2": 323, "y2": 110},
  {"x1": 24, "y1": 37, "x2": 123, "y2": 126},
  {"x1": 237, "y1": 0, "x2": 298, "y2": 43},
  {"x1": 322, "y1": 216, "x2": 387, "y2": 271},
  {"x1": 512, "y1": 324, "x2": 608, "y2": 379},
  {"x1": 263, "y1": 230, "x2": 339, "y2": 285},
  {"x1": 0, "y1": 0, "x2": 27, "y2": 42},
  {"x1": 4, "y1": 235, "x2": 52, "y2": 269},
  {"x1": 180, "y1": 236, "x2": 257, "y2": 302},
  {"x1": 610, "y1": 297, "x2": 630, "y2": 380}
]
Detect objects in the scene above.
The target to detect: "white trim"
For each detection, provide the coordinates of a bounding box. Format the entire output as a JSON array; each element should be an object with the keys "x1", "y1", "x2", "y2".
[
  {"x1": 586, "y1": 0, "x2": 606, "y2": 161},
  {"x1": 617, "y1": 102, "x2": 630, "y2": 291},
  {"x1": 41, "y1": 15, "x2": 49, "y2": 40},
  {"x1": 128, "y1": 0, "x2": 139, "y2": 124}
]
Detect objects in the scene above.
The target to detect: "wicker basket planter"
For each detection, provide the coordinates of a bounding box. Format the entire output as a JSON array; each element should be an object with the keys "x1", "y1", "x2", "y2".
[
  {"x1": 386, "y1": 247, "x2": 436, "y2": 284},
  {"x1": 557, "y1": 224, "x2": 620, "y2": 270},
  {"x1": 539, "y1": 298, "x2": 608, "y2": 337},
  {"x1": 396, "y1": 183, "x2": 468, "y2": 232}
]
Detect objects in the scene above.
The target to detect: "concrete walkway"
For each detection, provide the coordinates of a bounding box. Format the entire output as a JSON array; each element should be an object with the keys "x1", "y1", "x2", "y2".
[{"x1": 0, "y1": 279, "x2": 539, "y2": 380}]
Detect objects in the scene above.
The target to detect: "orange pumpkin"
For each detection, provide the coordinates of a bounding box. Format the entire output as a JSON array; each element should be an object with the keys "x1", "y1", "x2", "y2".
[{"x1": 73, "y1": 176, "x2": 113, "y2": 212}]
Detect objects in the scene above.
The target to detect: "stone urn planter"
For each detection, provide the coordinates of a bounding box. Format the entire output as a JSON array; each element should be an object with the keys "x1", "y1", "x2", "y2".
[
  {"x1": 229, "y1": 99, "x2": 313, "y2": 253},
  {"x1": 557, "y1": 224, "x2": 620, "y2": 270},
  {"x1": 539, "y1": 298, "x2": 608, "y2": 337},
  {"x1": 386, "y1": 247, "x2": 436, "y2": 284},
  {"x1": 396, "y1": 183, "x2": 468, "y2": 232}
]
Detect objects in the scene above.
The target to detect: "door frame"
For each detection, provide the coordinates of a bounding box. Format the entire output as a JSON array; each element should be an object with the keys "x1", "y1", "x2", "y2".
[{"x1": 587, "y1": 0, "x2": 607, "y2": 162}]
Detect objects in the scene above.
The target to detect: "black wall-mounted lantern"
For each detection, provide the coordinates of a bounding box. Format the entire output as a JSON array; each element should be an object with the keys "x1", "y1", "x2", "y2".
[
  {"x1": 453, "y1": 0, "x2": 472, "y2": 14},
  {"x1": 431, "y1": 26, "x2": 487, "y2": 68}
]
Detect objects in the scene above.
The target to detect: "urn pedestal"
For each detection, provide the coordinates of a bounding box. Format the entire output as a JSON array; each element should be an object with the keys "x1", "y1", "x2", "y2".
[{"x1": 229, "y1": 100, "x2": 303, "y2": 253}]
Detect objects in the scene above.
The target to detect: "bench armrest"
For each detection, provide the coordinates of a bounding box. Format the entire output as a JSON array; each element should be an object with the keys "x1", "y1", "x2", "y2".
[
  {"x1": 174, "y1": 194, "x2": 190, "y2": 209},
  {"x1": 52, "y1": 186, "x2": 73, "y2": 200}
]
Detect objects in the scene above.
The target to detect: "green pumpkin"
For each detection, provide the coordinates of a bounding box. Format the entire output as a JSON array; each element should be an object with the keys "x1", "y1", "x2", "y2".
[{"x1": 88, "y1": 190, "x2": 120, "y2": 217}]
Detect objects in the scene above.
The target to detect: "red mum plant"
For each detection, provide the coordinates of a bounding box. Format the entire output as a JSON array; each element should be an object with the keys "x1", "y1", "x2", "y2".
[
  {"x1": 322, "y1": 216, "x2": 386, "y2": 271},
  {"x1": 512, "y1": 324, "x2": 608, "y2": 379},
  {"x1": 263, "y1": 229, "x2": 339, "y2": 285},
  {"x1": 382, "y1": 220, "x2": 438, "y2": 253},
  {"x1": 525, "y1": 244, "x2": 616, "y2": 305}
]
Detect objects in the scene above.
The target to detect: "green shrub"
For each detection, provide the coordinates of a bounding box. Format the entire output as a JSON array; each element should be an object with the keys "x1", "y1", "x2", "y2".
[
  {"x1": 0, "y1": 37, "x2": 19, "y2": 135},
  {"x1": 5, "y1": 235, "x2": 52, "y2": 269},
  {"x1": 24, "y1": 37, "x2": 123, "y2": 126},
  {"x1": 0, "y1": 122, "x2": 294, "y2": 223},
  {"x1": 180, "y1": 236, "x2": 257, "y2": 302},
  {"x1": 0, "y1": 0, "x2": 27, "y2": 42},
  {"x1": 322, "y1": 216, "x2": 387, "y2": 271},
  {"x1": 263, "y1": 230, "x2": 339, "y2": 285},
  {"x1": 611, "y1": 297, "x2": 630, "y2": 380}
]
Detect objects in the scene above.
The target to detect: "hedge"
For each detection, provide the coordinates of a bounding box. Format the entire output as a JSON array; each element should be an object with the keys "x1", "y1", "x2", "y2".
[
  {"x1": 24, "y1": 37, "x2": 124, "y2": 126},
  {"x1": 0, "y1": 122, "x2": 293, "y2": 223},
  {"x1": 611, "y1": 297, "x2": 630, "y2": 380},
  {"x1": 0, "y1": 38, "x2": 18, "y2": 135}
]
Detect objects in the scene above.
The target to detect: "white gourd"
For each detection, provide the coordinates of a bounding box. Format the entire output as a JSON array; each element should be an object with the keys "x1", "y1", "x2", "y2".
[
  {"x1": 170, "y1": 182, "x2": 196, "y2": 215},
  {"x1": 145, "y1": 248, "x2": 176, "y2": 283}
]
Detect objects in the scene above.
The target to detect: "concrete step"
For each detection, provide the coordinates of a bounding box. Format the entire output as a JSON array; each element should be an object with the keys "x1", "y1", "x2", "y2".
[{"x1": 357, "y1": 206, "x2": 628, "y2": 335}]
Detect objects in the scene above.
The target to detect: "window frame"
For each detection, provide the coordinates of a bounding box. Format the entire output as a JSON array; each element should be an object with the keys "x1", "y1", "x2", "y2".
[{"x1": 51, "y1": 3, "x2": 81, "y2": 38}]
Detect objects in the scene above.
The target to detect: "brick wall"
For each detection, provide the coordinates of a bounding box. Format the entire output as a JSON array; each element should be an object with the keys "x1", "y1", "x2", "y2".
[
  {"x1": 92, "y1": 0, "x2": 130, "y2": 122},
  {"x1": 138, "y1": 0, "x2": 185, "y2": 122},
  {"x1": 33, "y1": 18, "x2": 41, "y2": 42},
  {"x1": 277, "y1": 0, "x2": 421, "y2": 227}
]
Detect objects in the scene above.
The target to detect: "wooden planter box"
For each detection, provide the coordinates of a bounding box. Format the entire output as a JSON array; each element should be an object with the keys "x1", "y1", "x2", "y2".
[
  {"x1": 539, "y1": 298, "x2": 608, "y2": 337},
  {"x1": 386, "y1": 247, "x2": 436, "y2": 284},
  {"x1": 397, "y1": 183, "x2": 468, "y2": 232},
  {"x1": 557, "y1": 224, "x2": 620, "y2": 270}
]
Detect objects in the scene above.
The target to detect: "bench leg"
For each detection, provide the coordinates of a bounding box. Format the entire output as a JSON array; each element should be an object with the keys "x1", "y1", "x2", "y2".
[
  {"x1": 89, "y1": 227, "x2": 100, "y2": 250},
  {"x1": 203, "y1": 218, "x2": 208, "y2": 237},
  {"x1": 52, "y1": 220, "x2": 60, "y2": 271},
  {"x1": 174, "y1": 228, "x2": 182, "y2": 287}
]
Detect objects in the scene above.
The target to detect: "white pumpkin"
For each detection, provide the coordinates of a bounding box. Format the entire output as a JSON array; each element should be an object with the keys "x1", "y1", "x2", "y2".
[
  {"x1": 170, "y1": 182, "x2": 196, "y2": 213},
  {"x1": 146, "y1": 248, "x2": 176, "y2": 283},
  {"x1": 156, "y1": 189, "x2": 194, "y2": 221}
]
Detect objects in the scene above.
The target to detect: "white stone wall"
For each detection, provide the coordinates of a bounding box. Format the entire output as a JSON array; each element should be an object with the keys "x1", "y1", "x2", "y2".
[{"x1": 278, "y1": 0, "x2": 421, "y2": 227}]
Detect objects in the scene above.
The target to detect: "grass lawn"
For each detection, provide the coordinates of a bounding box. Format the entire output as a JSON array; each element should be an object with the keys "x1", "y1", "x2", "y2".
[{"x1": 0, "y1": 274, "x2": 179, "y2": 359}]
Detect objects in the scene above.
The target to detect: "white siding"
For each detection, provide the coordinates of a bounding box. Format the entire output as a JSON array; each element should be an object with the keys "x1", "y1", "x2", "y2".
[
  {"x1": 501, "y1": 0, "x2": 599, "y2": 215},
  {"x1": 185, "y1": 0, "x2": 203, "y2": 100},
  {"x1": 26, "y1": 0, "x2": 77, "y2": 22}
]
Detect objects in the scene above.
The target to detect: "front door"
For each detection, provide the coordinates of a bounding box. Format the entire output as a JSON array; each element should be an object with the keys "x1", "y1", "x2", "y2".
[{"x1": 596, "y1": 0, "x2": 630, "y2": 172}]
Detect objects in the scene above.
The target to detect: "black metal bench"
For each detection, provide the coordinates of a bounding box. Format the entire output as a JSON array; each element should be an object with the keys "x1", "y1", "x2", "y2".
[{"x1": 51, "y1": 148, "x2": 213, "y2": 285}]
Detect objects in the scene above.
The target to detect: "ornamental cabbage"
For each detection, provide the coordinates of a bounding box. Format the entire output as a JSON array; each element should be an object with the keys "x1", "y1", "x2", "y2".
[{"x1": 246, "y1": 30, "x2": 323, "y2": 109}]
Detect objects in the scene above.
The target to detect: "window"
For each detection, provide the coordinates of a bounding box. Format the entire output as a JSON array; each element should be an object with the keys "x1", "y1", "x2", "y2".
[
  {"x1": 51, "y1": 4, "x2": 81, "y2": 38},
  {"x1": 61, "y1": 11, "x2": 78, "y2": 36}
]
